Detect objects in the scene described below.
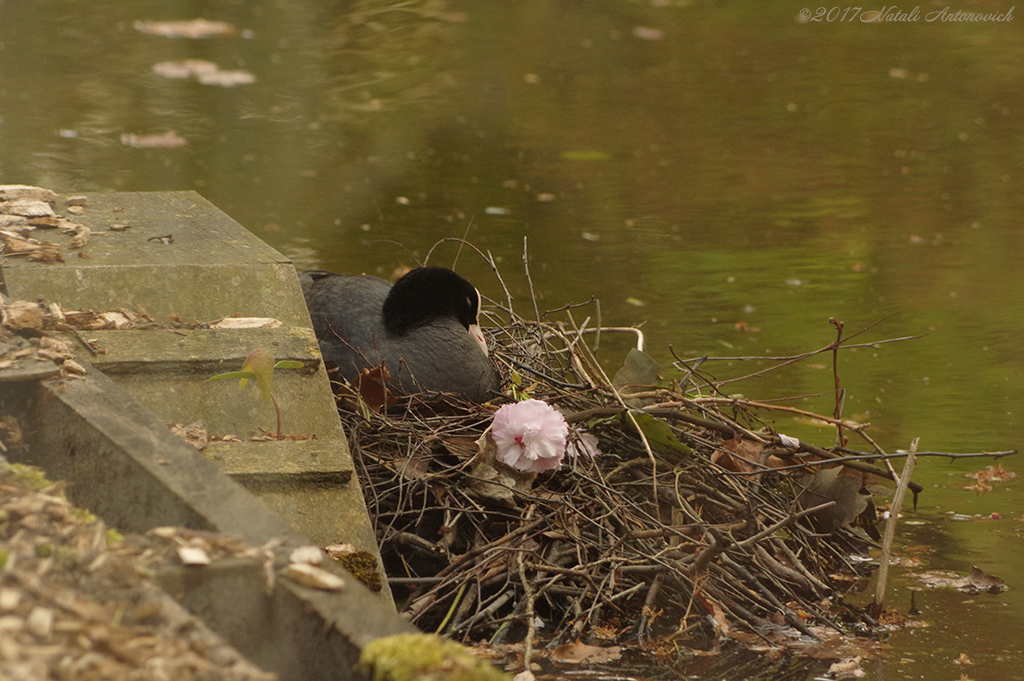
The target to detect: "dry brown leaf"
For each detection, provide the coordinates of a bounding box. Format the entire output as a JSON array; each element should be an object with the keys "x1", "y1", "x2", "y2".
[
  {"x1": 966, "y1": 464, "x2": 1016, "y2": 483},
  {"x1": 799, "y1": 467, "x2": 869, "y2": 533},
  {"x1": 356, "y1": 364, "x2": 395, "y2": 412},
  {"x1": 0, "y1": 185, "x2": 57, "y2": 203},
  {"x1": 550, "y1": 639, "x2": 622, "y2": 664},
  {"x1": 965, "y1": 565, "x2": 1006, "y2": 593}
]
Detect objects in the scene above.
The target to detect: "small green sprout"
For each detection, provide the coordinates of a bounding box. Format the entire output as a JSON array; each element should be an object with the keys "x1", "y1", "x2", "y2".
[{"x1": 206, "y1": 349, "x2": 303, "y2": 438}]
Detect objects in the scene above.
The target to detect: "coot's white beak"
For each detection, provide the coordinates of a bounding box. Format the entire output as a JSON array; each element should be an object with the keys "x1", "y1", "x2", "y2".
[{"x1": 469, "y1": 323, "x2": 488, "y2": 356}]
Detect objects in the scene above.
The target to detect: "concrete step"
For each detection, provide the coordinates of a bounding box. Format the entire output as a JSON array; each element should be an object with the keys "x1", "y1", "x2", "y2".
[{"x1": 1, "y1": 190, "x2": 406, "y2": 678}]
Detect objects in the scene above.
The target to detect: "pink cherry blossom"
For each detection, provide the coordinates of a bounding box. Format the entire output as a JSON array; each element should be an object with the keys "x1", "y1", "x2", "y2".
[{"x1": 491, "y1": 399, "x2": 568, "y2": 473}]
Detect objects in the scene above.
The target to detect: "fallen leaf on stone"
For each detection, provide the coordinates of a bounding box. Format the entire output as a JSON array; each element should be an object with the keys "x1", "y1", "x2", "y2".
[
  {"x1": 209, "y1": 317, "x2": 282, "y2": 329},
  {"x1": 550, "y1": 639, "x2": 621, "y2": 664},
  {"x1": 288, "y1": 545, "x2": 324, "y2": 565},
  {"x1": 177, "y1": 545, "x2": 211, "y2": 566},
  {"x1": 164, "y1": 421, "x2": 209, "y2": 450},
  {"x1": 1, "y1": 300, "x2": 45, "y2": 332},
  {"x1": 2, "y1": 235, "x2": 61, "y2": 257},
  {"x1": 282, "y1": 563, "x2": 345, "y2": 591},
  {"x1": 0, "y1": 185, "x2": 58, "y2": 203},
  {"x1": 0, "y1": 200, "x2": 55, "y2": 218}
]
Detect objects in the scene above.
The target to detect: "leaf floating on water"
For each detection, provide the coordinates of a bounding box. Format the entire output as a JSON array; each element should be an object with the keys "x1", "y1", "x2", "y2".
[
  {"x1": 196, "y1": 69, "x2": 257, "y2": 87},
  {"x1": 631, "y1": 26, "x2": 665, "y2": 41},
  {"x1": 134, "y1": 18, "x2": 238, "y2": 39},
  {"x1": 559, "y1": 150, "x2": 612, "y2": 161},
  {"x1": 152, "y1": 60, "x2": 256, "y2": 87},
  {"x1": 966, "y1": 463, "x2": 1016, "y2": 483},
  {"x1": 963, "y1": 565, "x2": 1006, "y2": 594},
  {"x1": 120, "y1": 131, "x2": 187, "y2": 149},
  {"x1": 152, "y1": 59, "x2": 219, "y2": 79}
]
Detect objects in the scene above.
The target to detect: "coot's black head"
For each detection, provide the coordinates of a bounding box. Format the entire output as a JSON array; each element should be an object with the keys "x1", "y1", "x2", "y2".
[{"x1": 382, "y1": 267, "x2": 482, "y2": 336}]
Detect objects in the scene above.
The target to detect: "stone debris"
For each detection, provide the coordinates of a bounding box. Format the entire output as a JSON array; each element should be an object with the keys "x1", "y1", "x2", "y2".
[{"x1": 0, "y1": 457, "x2": 279, "y2": 680}]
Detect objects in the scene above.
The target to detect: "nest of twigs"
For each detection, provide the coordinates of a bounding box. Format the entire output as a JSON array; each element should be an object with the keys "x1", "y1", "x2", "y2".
[{"x1": 333, "y1": 273, "x2": 924, "y2": 657}]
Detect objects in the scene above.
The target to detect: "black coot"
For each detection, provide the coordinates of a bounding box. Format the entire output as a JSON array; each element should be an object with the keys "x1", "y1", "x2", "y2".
[{"x1": 300, "y1": 266, "x2": 500, "y2": 401}]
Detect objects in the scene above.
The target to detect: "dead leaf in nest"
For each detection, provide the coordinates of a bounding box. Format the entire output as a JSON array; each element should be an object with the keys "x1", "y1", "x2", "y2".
[
  {"x1": 355, "y1": 364, "x2": 395, "y2": 412},
  {"x1": 612, "y1": 347, "x2": 661, "y2": 407},
  {"x1": 121, "y1": 131, "x2": 188, "y2": 149},
  {"x1": 712, "y1": 436, "x2": 787, "y2": 473},
  {"x1": 798, "y1": 467, "x2": 869, "y2": 533},
  {"x1": 463, "y1": 428, "x2": 538, "y2": 507},
  {"x1": 134, "y1": 18, "x2": 238, "y2": 39},
  {"x1": 696, "y1": 593, "x2": 731, "y2": 637},
  {"x1": 391, "y1": 450, "x2": 431, "y2": 480},
  {"x1": 438, "y1": 436, "x2": 479, "y2": 460},
  {"x1": 550, "y1": 639, "x2": 622, "y2": 664}
]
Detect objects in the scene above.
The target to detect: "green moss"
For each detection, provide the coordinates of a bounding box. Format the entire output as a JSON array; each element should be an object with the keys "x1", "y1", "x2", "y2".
[
  {"x1": 35, "y1": 543, "x2": 52, "y2": 558},
  {"x1": 2, "y1": 463, "x2": 53, "y2": 490},
  {"x1": 335, "y1": 550, "x2": 383, "y2": 592},
  {"x1": 361, "y1": 633, "x2": 510, "y2": 681}
]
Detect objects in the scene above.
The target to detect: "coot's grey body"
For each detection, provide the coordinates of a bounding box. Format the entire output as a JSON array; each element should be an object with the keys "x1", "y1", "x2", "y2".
[{"x1": 300, "y1": 267, "x2": 500, "y2": 402}]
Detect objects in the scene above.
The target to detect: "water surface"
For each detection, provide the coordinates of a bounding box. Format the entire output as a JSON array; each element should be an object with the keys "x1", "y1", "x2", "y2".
[{"x1": 2, "y1": 1, "x2": 1022, "y2": 678}]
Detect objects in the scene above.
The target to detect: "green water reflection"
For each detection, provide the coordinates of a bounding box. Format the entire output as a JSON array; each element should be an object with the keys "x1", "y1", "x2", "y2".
[{"x1": 2, "y1": 0, "x2": 1023, "y2": 678}]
